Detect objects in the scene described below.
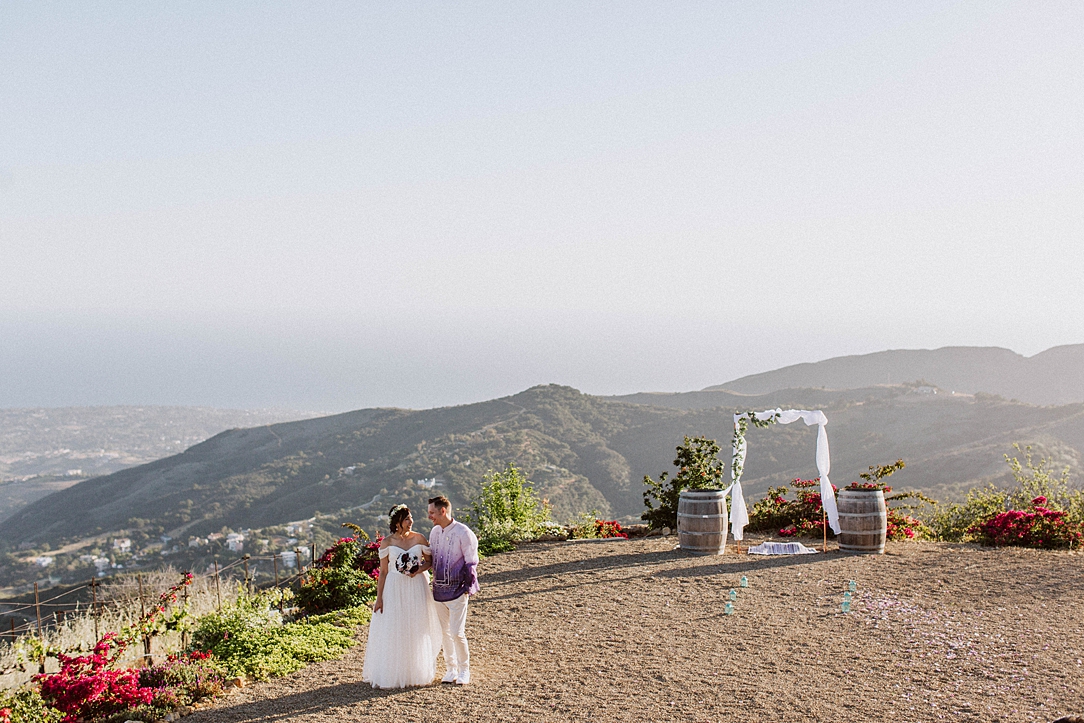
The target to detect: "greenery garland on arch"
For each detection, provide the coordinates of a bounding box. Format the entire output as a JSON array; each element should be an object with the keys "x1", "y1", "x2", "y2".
[{"x1": 730, "y1": 410, "x2": 781, "y2": 483}]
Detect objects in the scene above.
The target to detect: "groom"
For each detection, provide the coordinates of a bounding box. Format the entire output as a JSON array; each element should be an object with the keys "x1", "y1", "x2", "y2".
[{"x1": 427, "y1": 494, "x2": 479, "y2": 685}]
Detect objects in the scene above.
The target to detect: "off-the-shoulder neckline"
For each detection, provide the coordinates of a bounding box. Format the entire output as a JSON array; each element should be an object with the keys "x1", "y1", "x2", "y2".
[{"x1": 385, "y1": 543, "x2": 427, "y2": 552}]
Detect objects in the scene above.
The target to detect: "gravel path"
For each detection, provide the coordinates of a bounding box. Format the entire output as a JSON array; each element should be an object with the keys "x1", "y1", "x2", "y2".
[{"x1": 185, "y1": 537, "x2": 1084, "y2": 723}]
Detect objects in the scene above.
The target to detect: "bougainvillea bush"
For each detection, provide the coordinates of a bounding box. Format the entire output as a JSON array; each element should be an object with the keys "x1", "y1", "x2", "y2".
[
  {"x1": 932, "y1": 444, "x2": 1084, "y2": 546},
  {"x1": 31, "y1": 573, "x2": 200, "y2": 723},
  {"x1": 296, "y1": 534, "x2": 379, "y2": 614},
  {"x1": 748, "y1": 460, "x2": 934, "y2": 541},
  {"x1": 748, "y1": 479, "x2": 837, "y2": 538},
  {"x1": 567, "y1": 514, "x2": 629, "y2": 540},
  {"x1": 844, "y1": 460, "x2": 934, "y2": 541},
  {"x1": 970, "y1": 496, "x2": 1083, "y2": 549},
  {"x1": 885, "y1": 511, "x2": 931, "y2": 541},
  {"x1": 2, "y1": 529, "x2": 380, "y2": 723},
  {"x1": 34, "y1": 637, "x2": 222, "y2": 723},
  {"x1": 138, "y1": 650, "x2": 227, "y2": 708},
  {"x1": 36, "y1": 634, "x2": 154, "y2": 722},
  {"x1": 595, "y1": 520, "x2": 628, "y2": 539}
]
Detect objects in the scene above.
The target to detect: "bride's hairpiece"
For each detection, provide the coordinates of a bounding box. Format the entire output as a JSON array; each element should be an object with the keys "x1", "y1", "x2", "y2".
[{"x1": 388, "y1": 503, "x2": 410, "y2": 534}]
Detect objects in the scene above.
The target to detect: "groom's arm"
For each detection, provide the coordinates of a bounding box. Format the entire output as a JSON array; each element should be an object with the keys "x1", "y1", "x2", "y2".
[{"x1": 460, "y1": 526, "x2": 480, "y2": 596}]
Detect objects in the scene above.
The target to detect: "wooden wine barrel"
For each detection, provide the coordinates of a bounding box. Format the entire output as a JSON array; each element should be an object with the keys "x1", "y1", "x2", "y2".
[
  {"x1": 677, "y1": 489, "x2": 728, "y2": 555},
  {"x1": 837, "y1": 489, "x2": 887, "y2": 554}
]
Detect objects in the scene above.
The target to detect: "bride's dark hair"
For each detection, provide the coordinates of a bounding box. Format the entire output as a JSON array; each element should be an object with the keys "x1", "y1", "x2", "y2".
[{"x1": 389, "y1": 505, "x2": 410, "y2": 534}]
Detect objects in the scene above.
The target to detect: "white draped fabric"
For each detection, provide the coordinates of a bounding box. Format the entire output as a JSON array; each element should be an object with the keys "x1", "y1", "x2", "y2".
[{"x1": 727, "y1": 408, "x2": 839, "y2": 540}]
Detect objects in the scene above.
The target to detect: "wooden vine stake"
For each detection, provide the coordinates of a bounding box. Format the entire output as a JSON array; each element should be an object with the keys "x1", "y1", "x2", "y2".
[
  {"x1": 822, "y1": 506, "x2": 828, "y2": 553},
  {"x1": 91, "y1": 577, "x2": 99, "y2": 641},
  {"x1": 181, "y1": 576, "x2": 190, "y2": 651},
  {"x1": 34, "y1": 582, "x2": 44, "y2": 673},
  {"x1": 214, "y1": 560, "x2": 222, "y2": 611},
  {"x1": 138, "y1": 573, "x2": 152, "y2": 666}
]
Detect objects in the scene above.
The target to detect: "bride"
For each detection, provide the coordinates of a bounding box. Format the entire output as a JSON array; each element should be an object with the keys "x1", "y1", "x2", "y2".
[{"x1": 361, "y1": 504, "x2": 443, "y2": 688}]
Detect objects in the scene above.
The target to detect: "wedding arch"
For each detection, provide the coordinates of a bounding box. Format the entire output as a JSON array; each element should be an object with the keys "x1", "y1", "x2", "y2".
[{"x1": 722, "y1": 409, "x2": 840, "y2": 542}]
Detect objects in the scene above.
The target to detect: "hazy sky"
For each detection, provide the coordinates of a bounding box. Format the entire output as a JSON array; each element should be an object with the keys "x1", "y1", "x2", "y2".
[{"x1": 2, "y1": 2, "x2": 1082, "y2": 412}]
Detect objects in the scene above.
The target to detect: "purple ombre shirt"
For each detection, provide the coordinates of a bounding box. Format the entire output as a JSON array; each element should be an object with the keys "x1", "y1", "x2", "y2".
[{"x1": 429, "y1": 519, "x2": 479, "y2": 602}]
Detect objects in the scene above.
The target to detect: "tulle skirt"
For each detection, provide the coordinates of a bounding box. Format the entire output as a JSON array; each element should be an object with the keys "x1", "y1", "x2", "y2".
[{"x1": 361, "y1": 570, "x2": 443, "y2": 688}]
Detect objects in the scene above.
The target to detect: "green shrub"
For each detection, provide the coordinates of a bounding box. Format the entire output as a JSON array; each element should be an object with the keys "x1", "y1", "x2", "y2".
[
  {"x1": 190, "y1": 591, "x2": 356, "y2": 680},
  {"x1": 1002, "y1": 444, "x2": 1084, "y2": 518},
  {"x1": 929, "y1": 484, "x2": 1008, "y2": 542},
  {"x1": 138, "y1": 651, "x2": 227, "y2": 704},
  {"x1": 931, "y1": 444, "x2": 1084, "y2": 543},
  {"x1": 466, "y1": 464, "x2": 551, "y2": 556},
  {"x1": 303, "y1": 605, "x2": 372, "y2": 629},
  {"x1": 121, "y1": 651, "x2": 229, "y2": 721},
  {"x1": 568, "y1": 511, "x2": 601, "y2": 539},
  {"x1": 0, "y1": 689, "x2": 63, "y2": 723},
  {"x1": 642, "y1": 435, "x2": 726, "y2": 530}
]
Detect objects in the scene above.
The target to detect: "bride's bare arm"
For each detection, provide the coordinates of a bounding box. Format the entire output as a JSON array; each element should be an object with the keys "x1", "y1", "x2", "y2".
[
  {"x1": 373, "y1": 543, "x2": 390, "y2": 612},
  {"x1": 410, "y1": 534, "x2": 433, "y2": 577}
]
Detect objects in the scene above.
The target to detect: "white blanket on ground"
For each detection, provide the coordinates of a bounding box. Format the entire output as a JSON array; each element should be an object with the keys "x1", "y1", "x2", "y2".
[{"x1": 747, "y1": 541, "x2": 819, "y2": 555}]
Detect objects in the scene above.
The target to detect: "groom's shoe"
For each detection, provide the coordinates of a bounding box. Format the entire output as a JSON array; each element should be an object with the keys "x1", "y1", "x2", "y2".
[
  {"x1": 455, "y1": 669, "x2": 471, "y2": 685},
  {"x1": 441, "y1": 670, "x2": 458, "y2": 684}
]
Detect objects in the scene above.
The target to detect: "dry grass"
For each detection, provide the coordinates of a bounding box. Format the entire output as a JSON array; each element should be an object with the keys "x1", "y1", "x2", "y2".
[{"x1": 0, "y1": 569, "x2": 240, "y2": 689}]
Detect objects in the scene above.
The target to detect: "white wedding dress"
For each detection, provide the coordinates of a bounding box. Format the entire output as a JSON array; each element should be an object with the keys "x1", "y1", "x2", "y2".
[{"x1": 361, "y1": 543, "x2": 443, "y2": 688}]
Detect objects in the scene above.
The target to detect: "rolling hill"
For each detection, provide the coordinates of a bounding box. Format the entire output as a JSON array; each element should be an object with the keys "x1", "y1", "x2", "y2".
[
  {"x1": 0, "y1": 406, "x2": 321, "y2": 522},
  {"x1": 3, "y1": 383, "x2": 1084, "y2": 552},
  {"x1": 706, "y1": 344, "x2": 1084, "y2": 405}
]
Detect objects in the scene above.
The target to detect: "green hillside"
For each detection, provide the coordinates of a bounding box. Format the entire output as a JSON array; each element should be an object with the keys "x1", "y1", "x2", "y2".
[{"x1": 3, "y1": 384, "x2": 1084, "y2": 553}]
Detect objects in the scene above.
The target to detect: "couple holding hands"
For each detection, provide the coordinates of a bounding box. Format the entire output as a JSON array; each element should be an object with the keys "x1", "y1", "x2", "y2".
[{"x1": 361, "y1": 495, "x2": 480, "y2": 689}]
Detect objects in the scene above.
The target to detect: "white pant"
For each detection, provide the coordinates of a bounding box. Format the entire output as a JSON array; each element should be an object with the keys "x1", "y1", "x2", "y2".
[{"x1": 434, "y1": 594, "x2": 470, "y2": 673}]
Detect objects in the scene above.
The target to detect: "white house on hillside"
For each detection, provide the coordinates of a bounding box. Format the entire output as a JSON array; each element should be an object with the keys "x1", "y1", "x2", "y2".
[{"x1": 226, "y1": 533, "x2": 244, "y2": 553}]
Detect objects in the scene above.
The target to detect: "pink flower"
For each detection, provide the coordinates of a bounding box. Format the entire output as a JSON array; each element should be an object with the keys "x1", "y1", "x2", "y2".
[{"x1": 1032, "y1": 496, "x2": 1047, "y2": 506}]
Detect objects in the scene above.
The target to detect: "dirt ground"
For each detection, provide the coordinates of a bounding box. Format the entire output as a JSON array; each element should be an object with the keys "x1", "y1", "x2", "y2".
[{"x1": 186, "y1": 536, "x2": 1084, "y2": 723}]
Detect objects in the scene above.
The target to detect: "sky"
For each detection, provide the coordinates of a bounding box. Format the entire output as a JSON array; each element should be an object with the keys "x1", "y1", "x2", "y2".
[{"x1": 2, "y1": 1, "x2": 1082, "y2": 412}]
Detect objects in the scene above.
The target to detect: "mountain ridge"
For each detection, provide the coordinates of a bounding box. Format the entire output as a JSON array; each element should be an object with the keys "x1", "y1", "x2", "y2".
[
  {"x1": 4, "y1": 382, "x2": 1084, "y2": 555},
  {"x1": 4, "y1": 344, "x2": 1084, "y2": 565},
  {"x1": 705, "y1": 344, "x2": 1084, "y2": 405}
]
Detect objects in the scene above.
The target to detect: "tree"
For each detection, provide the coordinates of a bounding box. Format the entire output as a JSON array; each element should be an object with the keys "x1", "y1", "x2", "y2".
[
  {"x1": 642, "y1": 435, "x2": 725, "y2": 529},
  {"x1": 465, "y1": 464, "x2": 552, "y2": 555}
]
